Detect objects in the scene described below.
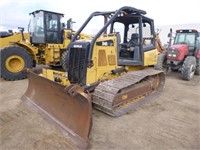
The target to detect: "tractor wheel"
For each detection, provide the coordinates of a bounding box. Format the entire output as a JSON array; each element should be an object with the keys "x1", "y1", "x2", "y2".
[
  {"x1": 61, "y1": 50, "x2": 69, "y2": 71},
  {"x1": 195, "y1": 58, "x2": 200, "y2": 75},
  {"x1": 181, "y1": 56, "x2": 196, "y2": 80},
  {"x1": 154, "y1": 53, "x2": 166, "y2": 70},
  {"x1": 0, "y1": 46, "x2": 33, "y2": 80}
]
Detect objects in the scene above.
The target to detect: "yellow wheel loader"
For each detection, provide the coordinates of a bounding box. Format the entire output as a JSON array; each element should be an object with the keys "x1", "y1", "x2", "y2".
[
  {"x1": 22, "y1": 6, "x2": 165, "y2": 149},
  {"x1": 0, "y1": 10, "x2": 91, "y2": 80}
]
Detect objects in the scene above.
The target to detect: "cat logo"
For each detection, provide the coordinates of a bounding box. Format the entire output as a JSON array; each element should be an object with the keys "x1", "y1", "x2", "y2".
[{"x1": 74, "y1": 45, "x2": 82, "y2": 48}]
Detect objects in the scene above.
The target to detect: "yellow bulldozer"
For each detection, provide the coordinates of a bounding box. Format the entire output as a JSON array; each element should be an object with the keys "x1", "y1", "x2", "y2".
[
  {"x1": 22, "y1": 6, "x2": 165, "y2": 149},
  {"x1": 0, "y1": 10, "x2": 90, "y2": 80}
]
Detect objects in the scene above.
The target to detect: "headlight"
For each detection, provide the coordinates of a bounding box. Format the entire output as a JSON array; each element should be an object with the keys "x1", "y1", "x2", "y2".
[
  {"x1": 167, "y1": 49, "x2": 178, "y2": 58},
  {"x1": 172, "y1": 54, "x2": 177, "y2": 57},
  {"x1": 168, "y1": 54, "x2": 172, "y2": 57}
]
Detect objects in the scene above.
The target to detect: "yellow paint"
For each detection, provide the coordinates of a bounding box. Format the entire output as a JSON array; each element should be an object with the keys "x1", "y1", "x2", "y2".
[
  {"x1": 122, "y1": 94, "x2": 128, "y2": 100},
  {"x1": 0, "y1": 32, "x2": 30, "y2": 48},
  {"x1": 0, "y1": 32, "x2": 38, "y2": 61},
  {"x1": 121, "y1": 96, "x2": 145, "y2": 107},
  {"x1": 45, "y1": 44, "x2": 61, "y2": 64},
  {"x1": 39, "y1": 30, "x2": 91, "y2": 65},
  {"x1": 37, "y1": 33, "x2": 159, "y2": 87},
  {"x1": 86, "y1": 34, "x2": 159, "y2": 85},
  {"x1": 86, "y1": 34, "x2": 119, "y2": 84},
  {"x1": 5, "y1": 55, "x2": 25, "y2": 73},
  {"x1": 108, "y1": 55, "x2": 116, "y2": 65},
  {"x1": 17, "y1": 41, "x2": 38, "y2": 61},
  {"x1": 42, "y1": 68, "x2": 70, "y2": 86},
  {"x1": 0, "y1": 30, "x2": 91, "y2": 67},
  {"x1": 144, "y1": 49, "x2": 158, "y2": 66}
]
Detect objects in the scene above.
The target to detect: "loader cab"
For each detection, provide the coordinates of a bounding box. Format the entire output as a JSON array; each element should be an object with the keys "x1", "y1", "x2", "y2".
[
  {"x1": 29, "y1": 10, "x2": 64, "y2": 44},
  {"x1": 110, "y1": 15, "x2": 155, "y2": 66}
]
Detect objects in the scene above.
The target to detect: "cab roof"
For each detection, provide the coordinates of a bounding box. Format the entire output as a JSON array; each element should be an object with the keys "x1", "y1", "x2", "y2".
[{"x1": 29, "y1": 10, "x2": 64, "y2": 17}]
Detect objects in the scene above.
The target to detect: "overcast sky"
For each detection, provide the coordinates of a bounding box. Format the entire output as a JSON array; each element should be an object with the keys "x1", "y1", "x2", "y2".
[{"x1": 0, "y1": 0, "x2": 200, "y2": 32}]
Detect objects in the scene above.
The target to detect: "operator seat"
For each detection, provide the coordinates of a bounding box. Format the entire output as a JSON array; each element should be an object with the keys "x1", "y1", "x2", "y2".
[
  {"x1": 127, "y1": 33, "x2": 139, "y2": 47},
  {"x1": 119, "y1": 33, "x2": 139, "y2": 59}
]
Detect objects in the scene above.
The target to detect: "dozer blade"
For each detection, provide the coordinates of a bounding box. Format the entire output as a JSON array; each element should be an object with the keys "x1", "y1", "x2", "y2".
[{"x1": 21, "y1": 70, "x2": 92, "y2": 149}]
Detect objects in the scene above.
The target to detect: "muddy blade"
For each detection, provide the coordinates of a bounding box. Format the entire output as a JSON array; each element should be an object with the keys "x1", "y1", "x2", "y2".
[{"x1": 21, "y1": 71, "x2": 92, "y2": 149}]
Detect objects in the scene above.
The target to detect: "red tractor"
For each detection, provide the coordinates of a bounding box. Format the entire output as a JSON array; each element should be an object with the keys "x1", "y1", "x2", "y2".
[{"x1": 155, "y1": 29, "x2": 200, "y2": 80}]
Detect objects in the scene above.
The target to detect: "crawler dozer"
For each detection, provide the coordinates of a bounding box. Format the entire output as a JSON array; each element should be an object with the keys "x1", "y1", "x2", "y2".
[
  {"x1": 0, "y1": 10, "x2": 90, "y2": 80},
  {"x1": 22, "y1": 6, "x2": 165, "y2": 149}
]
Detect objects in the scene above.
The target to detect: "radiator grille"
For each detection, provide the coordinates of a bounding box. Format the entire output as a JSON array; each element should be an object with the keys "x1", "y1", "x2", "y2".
[{"x1": 68, "y1": 48, "x2": 88, "y2": 85}]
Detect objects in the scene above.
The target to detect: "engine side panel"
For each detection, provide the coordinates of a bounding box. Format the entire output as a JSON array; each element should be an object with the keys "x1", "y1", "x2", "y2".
[
  {"x1": 86, "y1": 36, "x2": 119, "y2": 85},
  {"x1": 143, "y1": 49, "x2": 158, "y2": 66}
]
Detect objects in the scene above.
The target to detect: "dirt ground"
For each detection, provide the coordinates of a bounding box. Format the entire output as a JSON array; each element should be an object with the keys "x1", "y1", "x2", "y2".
[{"x1": 0, "y1": 71, "x2": 200, "y2": 150}]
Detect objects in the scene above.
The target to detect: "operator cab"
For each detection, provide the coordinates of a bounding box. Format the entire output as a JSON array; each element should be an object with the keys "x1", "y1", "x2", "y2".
[
  {"x1": 110, "y1": 14, "x2": 155, "y2": 66},
  {"x1": 70, "y1": 7, "x2": 156, "y2": 68},
  {"x1": 29, "y1": 10, "x2": 64, "y2": 44}
]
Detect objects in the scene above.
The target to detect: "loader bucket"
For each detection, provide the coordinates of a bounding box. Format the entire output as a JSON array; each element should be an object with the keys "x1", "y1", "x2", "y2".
[{"x1": 21, "y1": 70, "x2": 92, "y2": 149}]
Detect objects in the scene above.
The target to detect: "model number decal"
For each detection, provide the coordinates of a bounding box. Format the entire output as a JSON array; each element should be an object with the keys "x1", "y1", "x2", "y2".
[{"x1": 96, "y1": 40, "x2": 114, "y2": 46}]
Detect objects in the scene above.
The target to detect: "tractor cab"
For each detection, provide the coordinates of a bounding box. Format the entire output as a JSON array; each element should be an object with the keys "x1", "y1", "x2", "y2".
[
  {"x1": 171, "y1": 29, "x2": 199, "y2": 56},
  {"x1": 163, "y1": 29, "x2": 200, "y2": 80},
  {"x1": 28, "y1": 10, "x2": 64, "y2": 44}
]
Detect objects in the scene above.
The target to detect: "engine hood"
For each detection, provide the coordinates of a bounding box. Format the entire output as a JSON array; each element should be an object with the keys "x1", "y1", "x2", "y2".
[
  {"x1": 167, "y1": 44, "x2": 188, "y2": 61},
  {"x1": 169, "y1": 44, "x2": 188, "y2": 52}
]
